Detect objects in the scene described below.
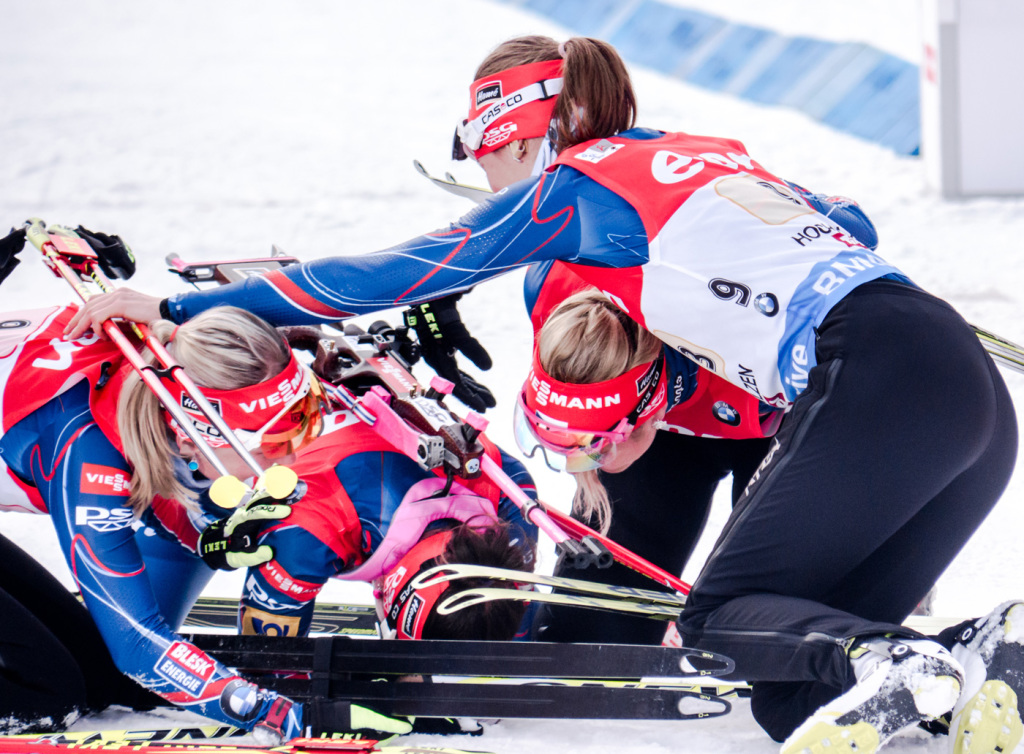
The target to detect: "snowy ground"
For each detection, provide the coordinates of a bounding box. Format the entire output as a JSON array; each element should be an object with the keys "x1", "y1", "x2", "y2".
[{"x1": 2, "y1": 0, "x2": 1023, "y2": 751}]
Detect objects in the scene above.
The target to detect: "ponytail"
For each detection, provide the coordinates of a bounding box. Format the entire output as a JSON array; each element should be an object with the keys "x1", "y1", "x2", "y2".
[
  {"x1": 536, "y1": 290, "x2": 661, "y2": 532},
  {"x1": 118, "y1": 307, "x2": 290, "y2": 513},
  {"x1": 552, "y1": 37, "x2": 637, "y2": 153}
]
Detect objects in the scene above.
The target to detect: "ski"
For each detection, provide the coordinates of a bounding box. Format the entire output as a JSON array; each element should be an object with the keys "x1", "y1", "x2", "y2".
[
  {"x1": 0, "y1": 725, "x2": 246, "y2": 745},
  {"x1": 262, "y1": 680, "x2": 731, "y2": 721},
  {"x1": 973, "y1": 323, "x2": 1024, "y2": 375},
  {"x1": 77, "y1": 593, "x2": 381, "y2": 637},
  {"x1": 0, "y1": 734, "x2": 491, "y2": 753},
  {"x1": 431, "y1": 587, "x2": 682, "y2": 620},
  {"x1": 412, "y1": 161, "x2": 492, "y2": 204},
  {"x1": 187, "y1": 634, "x2": 733, "y2": 681},
  {"x1": 166, "y1": 248, "x2": 301, "y2": 287},
  {"x1": 183, "y1": 596, "x2": 378, "y2": 637},
  {"x1": 413, "y1": 563, "x2": 686, "y2": 609}
]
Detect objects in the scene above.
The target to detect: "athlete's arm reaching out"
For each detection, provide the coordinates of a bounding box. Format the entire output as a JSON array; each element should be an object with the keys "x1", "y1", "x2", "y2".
[{"x1": 65, "y1": 171, "x2": 602, "y2": 336}]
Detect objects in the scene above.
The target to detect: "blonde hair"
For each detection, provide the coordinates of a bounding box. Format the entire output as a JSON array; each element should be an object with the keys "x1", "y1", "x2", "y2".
[
  {"x1": 475, "y1": 36, "x2": 637, "y2": 154},
  {"x1": 117, "y1": 307, "x2": 291, "y2": 512},
  {"x1": 536, "y1": 290, "x2": 662, "y2": 532}
]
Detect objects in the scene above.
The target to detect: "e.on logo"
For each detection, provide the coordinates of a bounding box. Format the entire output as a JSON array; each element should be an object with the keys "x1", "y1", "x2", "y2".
[{"x1": 651, "y1": 149, "x2": 756, "y2": 185}]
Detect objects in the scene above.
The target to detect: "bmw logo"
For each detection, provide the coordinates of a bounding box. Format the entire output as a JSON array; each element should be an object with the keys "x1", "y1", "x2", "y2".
[
  {"x1": 713, "y1": 401, "x2": 741, "y2": 426},
  {"x1": 754, "y1": 293, "x2": 779, "y2": 317}
]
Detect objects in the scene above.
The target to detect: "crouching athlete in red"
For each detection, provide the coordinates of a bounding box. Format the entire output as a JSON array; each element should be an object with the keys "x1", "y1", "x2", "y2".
[{"x1": 233, "y1": 410, "x2": 537, "y2": 642}]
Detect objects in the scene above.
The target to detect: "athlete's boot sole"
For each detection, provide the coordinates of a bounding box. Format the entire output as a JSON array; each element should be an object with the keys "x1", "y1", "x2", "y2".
[{"x1": 952, "y1": 602, "x2": 1024, "y2": 754}]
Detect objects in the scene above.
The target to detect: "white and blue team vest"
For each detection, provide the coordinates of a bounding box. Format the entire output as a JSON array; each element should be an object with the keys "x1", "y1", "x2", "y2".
[{"x1": 548, "y1": 132, "x2": 906, "y2": 408}]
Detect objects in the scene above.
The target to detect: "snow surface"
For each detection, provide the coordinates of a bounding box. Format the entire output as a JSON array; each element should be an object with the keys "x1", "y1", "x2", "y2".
[{"x1": 1, "y1": 0, "x2": 1023, "y2": 751}]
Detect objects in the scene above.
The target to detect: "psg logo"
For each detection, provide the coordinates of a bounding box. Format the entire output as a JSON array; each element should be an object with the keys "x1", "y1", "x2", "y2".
[{"x1": 712, "y1": 401, "x2": 741, "y2": 427}]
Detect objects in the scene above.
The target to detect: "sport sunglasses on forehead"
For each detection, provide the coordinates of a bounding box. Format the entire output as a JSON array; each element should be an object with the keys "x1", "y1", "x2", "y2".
[{"x1": 452, "y1": 76, "x2": 563, "y2": 161}]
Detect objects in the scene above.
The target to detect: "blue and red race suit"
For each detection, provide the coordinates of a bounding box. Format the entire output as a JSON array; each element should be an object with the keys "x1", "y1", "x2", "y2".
[
  {"x1": 164, "y1": 128, "x2": 897, "y2": 409},
  {"x1": 0, "y1": 307, "x2": 300, "y2": 734},
  {"x1": 239, "y1": 412, "x2": 537, "y2": 637}
]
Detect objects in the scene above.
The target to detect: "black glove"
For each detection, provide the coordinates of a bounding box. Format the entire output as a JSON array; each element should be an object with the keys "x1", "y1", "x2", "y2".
[
  {"x1": 75, "y1": 225, "x2": 136, "y2": 279},
  {"x1": 403, "y1": 292, "x2": 496, "y2": 413},
  {"x1": 0, "y1": 228, "x2": 26, "y2": 286},
  {"x1": 199, "y1": 475, "x2": 306, "y2": 571}
]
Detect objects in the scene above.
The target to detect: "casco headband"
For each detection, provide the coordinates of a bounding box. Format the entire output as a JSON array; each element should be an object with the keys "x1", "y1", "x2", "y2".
[
  {"x1": 523, "y1": 349, "x2": 667, "y2": 434},
  {"x1": 159, "y1": 349, "x2": 309, "y2": 436},
  {"x1": 463, "y1": 59, "x2": 563, "y2": 158}
]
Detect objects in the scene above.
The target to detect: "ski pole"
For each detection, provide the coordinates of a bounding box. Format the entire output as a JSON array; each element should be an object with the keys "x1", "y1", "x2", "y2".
[
  {"x1": 23, "y1": 219, "x2": 263, "y2": 481},
  {"x1": 63, "y1": 229, "x2": 268, "y2": 480},
  {"x1": 973, "y1": 324, "x2": 1024, "y2": 375}
]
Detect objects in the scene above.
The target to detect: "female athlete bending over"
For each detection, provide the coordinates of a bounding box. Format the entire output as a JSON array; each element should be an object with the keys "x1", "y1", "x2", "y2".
[
  {"x1": 516, "y1": 290, "x2": 1022, "y2": 754},
  {"x1": 0, "y1": 305, "x2": 329, "y2": 739}
]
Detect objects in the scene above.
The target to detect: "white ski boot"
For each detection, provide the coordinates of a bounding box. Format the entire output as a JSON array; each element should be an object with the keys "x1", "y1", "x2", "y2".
[
  {"x1": 949, "y1": 600, "x2": 1024, "y2": 754},
  {"x1": 781, "y1": 637, "x2": 964, "y2": 754}
]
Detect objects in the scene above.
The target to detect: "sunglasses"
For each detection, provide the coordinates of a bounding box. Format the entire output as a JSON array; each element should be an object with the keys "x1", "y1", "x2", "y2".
[
  {"x1": 452, "y1": 75, "x2": 564, "y2": 161},
  {"x1": 452, "y1": 119, "x2": 475, "y2": 162},
  {"x1": 232, "y1": 377, "x2": 328, "y2": 459},
  {"x1": 512, "y1": 392, "x2": 633, "y2": 473},
  {"x1": 169, "y1": 373, "x2": 328, "y2": 460}
]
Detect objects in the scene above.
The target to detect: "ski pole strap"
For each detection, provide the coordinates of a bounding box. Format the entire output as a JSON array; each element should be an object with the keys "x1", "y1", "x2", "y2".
[{"x1": 21, "y1": 218, "x2": 256, "y2": 482}]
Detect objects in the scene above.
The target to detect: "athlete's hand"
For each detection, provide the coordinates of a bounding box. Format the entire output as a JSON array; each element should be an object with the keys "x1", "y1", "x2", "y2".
[
  {"x1": 403, "y1": 292, "x2": 496, "y2": 413},
  {"x1": 63, "y1": 288, "x2": 164, "y2": 339},
  {"x1": 199, "y1": 474, "x2": 305, "y2": 571}
]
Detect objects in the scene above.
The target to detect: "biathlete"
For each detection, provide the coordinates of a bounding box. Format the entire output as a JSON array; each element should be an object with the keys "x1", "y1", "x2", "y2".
[
  {"x1": 0, "y1": 304, "x2": 334, "y2": 738},
  {"x1": 518, "y1": 289, "x2": 1021, "y2": 754},
  {"x1": 62, "y1": 34, "x2": 1021, "y2": 753},
  {"x1": 231, "y1": 402, "x2": 537, "y2": 642},
  {"x1": 520, "y1": 183, "x2": 875, "y2": 645}
]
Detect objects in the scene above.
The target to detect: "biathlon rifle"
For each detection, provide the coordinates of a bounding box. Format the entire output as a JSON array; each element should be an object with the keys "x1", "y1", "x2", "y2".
[{"x1": 166, "y1": 252, "x2": 693, "y2": 598}]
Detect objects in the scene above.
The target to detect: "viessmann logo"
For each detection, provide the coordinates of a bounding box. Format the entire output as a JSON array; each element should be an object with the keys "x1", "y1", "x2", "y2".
[
  {"x1": 530, "y1": 372, "x2": 621, "y2": 411},
  {"x1": 79, "y1": 463, "x2": 132, "y2": 497}
]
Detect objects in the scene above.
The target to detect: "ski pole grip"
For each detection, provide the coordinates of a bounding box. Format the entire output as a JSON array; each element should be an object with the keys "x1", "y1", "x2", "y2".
[
  {"x1": 555, "y1": 538, "x2": 588, "y2": 569},
  {"x1": 580, "y1": 535, "x2": 614, "y2": 569}
]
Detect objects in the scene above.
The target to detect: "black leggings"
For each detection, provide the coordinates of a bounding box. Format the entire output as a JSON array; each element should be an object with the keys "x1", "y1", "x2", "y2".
[
  {"x1": 534, "y1": 432, "x2": 772, "y2": 644},
  {"x1": 0, "y1": 530, "x2": 157, "y2": 732},
  {"x1": 676, "y1": 281, "x2": 1018, "y2": 741}
]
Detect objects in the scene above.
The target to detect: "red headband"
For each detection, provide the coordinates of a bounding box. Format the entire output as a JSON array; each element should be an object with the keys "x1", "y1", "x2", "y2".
[
  {"x1": 160, "y1": 350, "x2": 309, "y2": 440},
  {"x1": 522, "y1": 348, "x2": 667, "y2": 434},
  {"x1": 464, "y1": 59, "x2": 563, "y2": 158},
  {"x1": 379, "y1": 530, "x2": 453, "y2": 640}
]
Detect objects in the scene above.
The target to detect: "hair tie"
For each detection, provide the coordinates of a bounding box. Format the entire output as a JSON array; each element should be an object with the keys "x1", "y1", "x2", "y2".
[
  {"x1": 169, "y1": 324, "x2": 180, "y2": 342},
  {"x1": 558, "y1": 40, "x2": 569, "y2": 59}
]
